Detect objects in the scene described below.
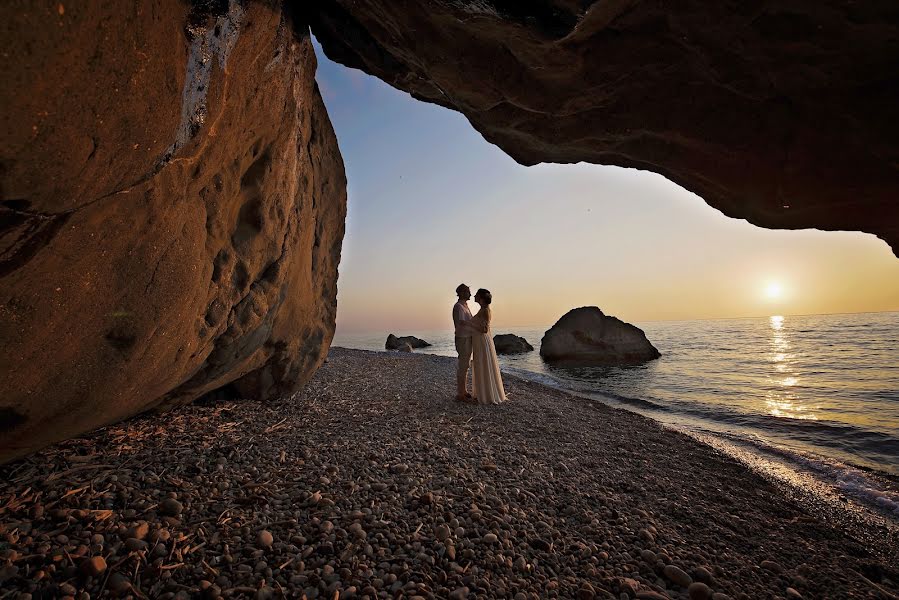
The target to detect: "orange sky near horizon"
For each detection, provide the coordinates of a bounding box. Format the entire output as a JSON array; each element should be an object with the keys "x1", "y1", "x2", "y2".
[
  {"x1": 333, "y1": 163, "x2": 899, "y2": 332},
  {"x1": 315, "y1": 41, "x2": 899, "y2": 334}
]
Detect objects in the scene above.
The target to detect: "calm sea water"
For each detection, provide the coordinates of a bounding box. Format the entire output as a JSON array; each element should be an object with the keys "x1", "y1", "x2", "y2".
[{"x1": 332, "y1": 312, "x2": 899, "y2": 521}]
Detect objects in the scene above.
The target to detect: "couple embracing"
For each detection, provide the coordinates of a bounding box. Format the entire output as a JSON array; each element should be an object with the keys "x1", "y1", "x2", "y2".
[{"x1": 452, "y1": 284, "x2": 507, "y2": 404}]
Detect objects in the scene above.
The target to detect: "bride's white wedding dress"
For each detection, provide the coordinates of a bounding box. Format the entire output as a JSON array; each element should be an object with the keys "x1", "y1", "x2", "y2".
[{"x1": 469, "y1": 306, "x2": 507, "y2": 404}]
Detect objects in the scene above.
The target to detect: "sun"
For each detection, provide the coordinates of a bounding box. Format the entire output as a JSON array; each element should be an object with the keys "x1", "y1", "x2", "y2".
[{"x1": 765, "y1": 282, "x2": 783, "y2": 299}]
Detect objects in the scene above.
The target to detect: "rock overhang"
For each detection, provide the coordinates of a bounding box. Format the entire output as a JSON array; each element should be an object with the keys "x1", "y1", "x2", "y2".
[{"x1": 306, "y1": 0, "x2": 899, "y2": 255}]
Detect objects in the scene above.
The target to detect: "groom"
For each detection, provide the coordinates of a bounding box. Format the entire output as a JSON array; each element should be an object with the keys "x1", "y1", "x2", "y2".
[{"x1": 452, "y1": 283, "x2": 474, "y2": 401}]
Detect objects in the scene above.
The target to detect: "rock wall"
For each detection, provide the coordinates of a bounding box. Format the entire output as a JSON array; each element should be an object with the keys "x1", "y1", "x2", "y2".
[
  {"x1": 0, "y1": 1, "x2": 346, "y2": 462},
  {"x1": 309, "y1": 0, "x2": 899, "y2": 254}
]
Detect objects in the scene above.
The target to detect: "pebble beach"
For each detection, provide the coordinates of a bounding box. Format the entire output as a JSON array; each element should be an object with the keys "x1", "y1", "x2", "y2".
[{"x1": 1, "y1": 348, "x2": 897, "y2": 599}]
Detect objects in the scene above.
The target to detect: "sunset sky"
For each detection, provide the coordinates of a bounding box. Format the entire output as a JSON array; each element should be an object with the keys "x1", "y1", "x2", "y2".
[{"x1": 313, "y1": 41, "x2": 899, "y2": 333}]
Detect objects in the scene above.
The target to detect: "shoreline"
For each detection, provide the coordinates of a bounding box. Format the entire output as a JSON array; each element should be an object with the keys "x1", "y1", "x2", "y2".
[
  {"x1": 496, "y1": 364, "x2": 899, "y2": 531},
  {"x1": 333, "y1": 313, "x2": 899, "y2": 486},
  {"x1": 1, "y1": 348, "x2": 897, "y2": 598}
]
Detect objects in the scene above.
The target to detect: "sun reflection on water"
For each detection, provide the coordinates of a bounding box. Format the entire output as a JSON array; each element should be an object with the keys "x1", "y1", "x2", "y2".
[{"x1": 765, "y1": 315, "x2": 819, "y2": 420}]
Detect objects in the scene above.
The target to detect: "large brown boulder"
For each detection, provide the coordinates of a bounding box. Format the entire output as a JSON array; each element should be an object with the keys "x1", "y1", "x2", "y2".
[
  {"x1": 0, "y1": 2, "x2": 346, "y2": 462},
  {"x1": 310, "y1": 0, "x2": 899, "y2": 254},
  {"x1": 540, "y1": 307, "x2": 660, "y2": 366}
]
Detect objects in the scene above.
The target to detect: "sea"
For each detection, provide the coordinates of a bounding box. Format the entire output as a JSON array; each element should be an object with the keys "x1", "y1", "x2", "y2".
[{"x1": 332, "y1": 311, "x2": 899, "y2": 529}]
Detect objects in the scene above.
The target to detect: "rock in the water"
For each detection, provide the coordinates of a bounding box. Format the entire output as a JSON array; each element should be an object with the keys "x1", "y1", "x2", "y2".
[
  {"x1": 493, "y1": 334, "x2": 534, "y2": 355},
  {"x1": 310, "y1": 2, "x2": 899, "y2": 255},
  {"x1": 540, "y1": 307, "x2": 660, "y2": 365},
  {"x1": 385, "y1": 334, "x2": 431, "y2": 350},
  {"x1": 0, "y1": 1, "x2": 347, "y2": 463}
]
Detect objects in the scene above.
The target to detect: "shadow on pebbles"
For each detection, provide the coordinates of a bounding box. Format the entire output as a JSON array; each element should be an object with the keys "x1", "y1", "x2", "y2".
[{"x1": 1, "y1": 348, "x2": 897, "y2": 599}]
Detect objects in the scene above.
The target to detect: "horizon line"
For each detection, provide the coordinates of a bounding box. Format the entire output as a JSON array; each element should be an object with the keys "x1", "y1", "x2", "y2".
[{"x1": 335, "y1": 307, "x2": 899, "y2": 334}]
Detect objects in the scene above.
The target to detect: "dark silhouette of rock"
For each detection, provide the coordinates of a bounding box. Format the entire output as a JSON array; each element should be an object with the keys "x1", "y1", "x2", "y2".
[
  {"x1": 540, "y1": 307, "x2": 660, "y2": 366},
  {"x1": 310, "y1": 1, "x2": 899, "y2": 255},
  {"x1": 386, "y1": 334, "x2": 431, "y2": 350},
  {"x1": 0, "y1": 2, "x2": 346, "y2": 462},
  {"x1": 493, "y1": 334, "x2": 534, "y2": 355}
]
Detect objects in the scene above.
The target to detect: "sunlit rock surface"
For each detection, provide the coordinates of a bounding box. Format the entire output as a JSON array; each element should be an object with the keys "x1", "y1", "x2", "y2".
[
  {"x1": 540, "y1": 307, "x2": 661, "y2": 365},
  {"x1": 0, "y1": 2, "x2": 346, "y2": 462},
  {"x1": 309, "y1": 0, "x2": 899, "y2": 254}
]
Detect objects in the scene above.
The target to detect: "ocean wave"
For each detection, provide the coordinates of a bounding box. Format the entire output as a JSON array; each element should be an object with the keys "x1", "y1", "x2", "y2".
[
  {"x1": 501, "y1": 366, "x2": 564, "y2": 390},
  {"x1": 711, "y1": 432, "x2": 899, "y2": 516},
  {"x1": 579, "y1": 390, "x2": 899, "y2": 461},
  {"x1": 590, "y1": 391, "x2": 668, "y2": 411},
  {"x1": 695, "y1": 411, "x2": 899, "y2": 459},
  {"x1": 510, "y1": 363, "x2": 899, "y2": 459},
  {"x1": 506, "y1": 369, "x2": 670, "y2": 412}
]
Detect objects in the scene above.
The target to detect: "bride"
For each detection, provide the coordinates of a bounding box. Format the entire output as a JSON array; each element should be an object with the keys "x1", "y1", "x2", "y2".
[{"x1": 459, "y1": 288, "x2": 507, "y2": 404}]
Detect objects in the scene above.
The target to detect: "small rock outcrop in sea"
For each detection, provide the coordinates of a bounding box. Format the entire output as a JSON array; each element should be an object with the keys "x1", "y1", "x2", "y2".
[
  {"x1": 540, "y1": 307, "x2": 660, "y2": 366},
  {"x1": 493, "y1": 334, "x2": 534, "y2": 354},
  {"x1": 385, "y1": 334, "x2": 431, "y2": 351}
]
